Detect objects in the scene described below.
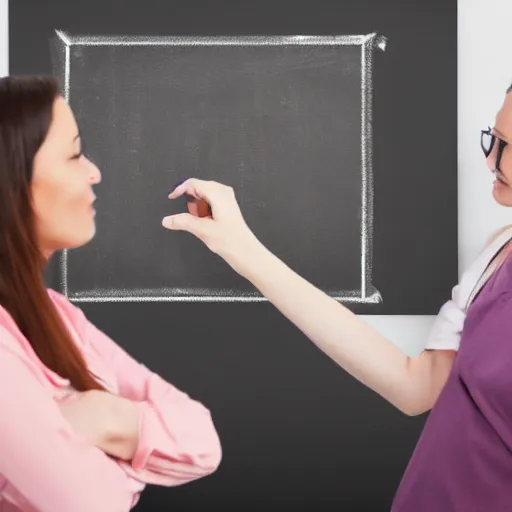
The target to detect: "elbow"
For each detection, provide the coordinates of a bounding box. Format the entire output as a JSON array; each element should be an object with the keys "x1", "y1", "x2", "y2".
[
  {"x1": 150, "y1": 418, "x2": 223, "y2": 484},
  {"x1": 401, "y1": 405, "x2": 430, "y2": 417},
  {"x1": 389, "y1": 391, "x2": 432, "y2": 416},
  {"x1": 389, "y1": 377, "x2": 436, "y2": 417},
  {"x1": 132, "y1": 400, "x2": 223, "y2": 485},
  {"x1": 201, "y1": 430, "x2": 223, "y2": 474},
  {"x1": 144, "y1": 434, "x2": 222, "y2": 486},
  {"x1": 187, "y1": 424, "x2": 223, "y2": 477},
  {"x1": 190, "y1": 407, "x2": 223, "y2": 476},
  {"x1": 396, "y1": 399, "x2": 432, "y2": 417}
]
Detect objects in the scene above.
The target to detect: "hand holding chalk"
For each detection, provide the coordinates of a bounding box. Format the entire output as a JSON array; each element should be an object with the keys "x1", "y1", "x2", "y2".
[{"x1": 162, "y1": 178, "x2": 262, "y2": 272}]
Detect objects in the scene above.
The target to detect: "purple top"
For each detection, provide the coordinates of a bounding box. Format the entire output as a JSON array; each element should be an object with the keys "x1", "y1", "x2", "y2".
[{"x1": 391, "y1": 253, "x2": 512, "y2": 511}]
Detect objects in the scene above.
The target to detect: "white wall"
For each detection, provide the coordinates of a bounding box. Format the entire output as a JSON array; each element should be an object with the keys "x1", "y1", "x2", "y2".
[
  {"x1": 1, "y1": 0, "x2": 507, "y2": 357},
  {"x1": 458, "y1": 0, "x2": 512, "y2": 269}
]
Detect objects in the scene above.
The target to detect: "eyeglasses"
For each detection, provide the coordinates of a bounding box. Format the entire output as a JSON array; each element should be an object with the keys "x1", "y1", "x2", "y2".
[{"x1": 481, "y1": 127, "x2": 509, "y2": 172}]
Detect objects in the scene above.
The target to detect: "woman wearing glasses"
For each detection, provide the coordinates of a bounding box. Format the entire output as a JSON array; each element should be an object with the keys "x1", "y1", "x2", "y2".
[{"x1": 163, "y1": 85, "x2": 512, "y2": 511}]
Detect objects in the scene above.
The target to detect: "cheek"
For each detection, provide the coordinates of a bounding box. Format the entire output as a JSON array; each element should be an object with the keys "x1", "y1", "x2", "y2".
[{"x1": 32, "y1": 173, "x2": 90, "y2": 230}]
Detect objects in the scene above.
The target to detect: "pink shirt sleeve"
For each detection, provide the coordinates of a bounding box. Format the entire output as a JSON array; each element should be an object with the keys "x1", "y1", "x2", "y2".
[
  {"x1": 0, "y1": 326, "x2": 134, "y2": 512},
  {"x1": 66, "y1": 300, "x2": 222, "y2": 487}
]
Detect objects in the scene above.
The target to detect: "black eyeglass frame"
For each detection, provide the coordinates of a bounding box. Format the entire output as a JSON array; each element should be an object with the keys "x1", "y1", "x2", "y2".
[{"x1": 481, "y1": 126, "x2": 509, "y2": 172}]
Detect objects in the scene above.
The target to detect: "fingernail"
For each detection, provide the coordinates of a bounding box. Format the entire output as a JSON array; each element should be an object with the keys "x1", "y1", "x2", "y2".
[{"x1": 171, "y1": 178, "x2": 187, "y2": 192}]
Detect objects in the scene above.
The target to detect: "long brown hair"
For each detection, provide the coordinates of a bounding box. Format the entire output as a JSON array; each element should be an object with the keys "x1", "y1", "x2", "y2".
[{"x1": 0, "y1": 75, "x2": 104, "y2": 391}]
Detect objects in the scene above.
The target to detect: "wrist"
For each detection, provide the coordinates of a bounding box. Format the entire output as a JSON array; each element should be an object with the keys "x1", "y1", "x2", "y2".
[
  {"x1": 98, "y1": 393, "x2": 140, "y2": 460},
  {"x1": 223, "y1": 233, "x2": 269, "y2": 279}
]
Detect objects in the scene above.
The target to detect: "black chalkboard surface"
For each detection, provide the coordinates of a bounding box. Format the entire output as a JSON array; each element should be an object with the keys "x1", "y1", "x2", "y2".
[
  {"x1": 9, "y1": 0, "x2": 458, "y2": 316},
  {"x1": 51, "y1": 33, "x2": 386, "y2": 305}
]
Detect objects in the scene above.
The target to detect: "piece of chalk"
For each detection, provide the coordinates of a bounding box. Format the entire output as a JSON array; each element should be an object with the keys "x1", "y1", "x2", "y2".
[{"x1": 186, "y1": 195, "x2": 212, "y2": 218}]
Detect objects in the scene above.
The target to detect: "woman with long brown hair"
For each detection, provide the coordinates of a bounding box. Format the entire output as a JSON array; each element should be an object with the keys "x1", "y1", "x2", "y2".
[{"x1": 0, "y1": 75, "x2": 221, "y2": 511}]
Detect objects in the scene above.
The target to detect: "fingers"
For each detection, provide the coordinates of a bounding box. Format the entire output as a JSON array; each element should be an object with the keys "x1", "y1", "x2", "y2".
[
  {"x1": 169, "y1": 178, "x2": 234, "y2": 204},
  {"x1": 169, "y1": 178, "x2": 209, "y2": 200},
  {"x1": 161, "y1": 212, "x2": 195, "y2": 230}
]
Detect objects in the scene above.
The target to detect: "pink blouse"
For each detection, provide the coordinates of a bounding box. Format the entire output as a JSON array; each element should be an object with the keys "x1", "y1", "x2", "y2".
[{"x1": 0, "y1": 289, "x2": 222, "y2": 511}]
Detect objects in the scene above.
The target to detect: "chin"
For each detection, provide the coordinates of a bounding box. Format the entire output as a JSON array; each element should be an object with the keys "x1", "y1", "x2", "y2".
[
  {"x1": 492, "y1": 187, "x2": 512, "y2": 207},
  {"x1": 63, "y1": 225, "x2": 97, "y2": 250}
]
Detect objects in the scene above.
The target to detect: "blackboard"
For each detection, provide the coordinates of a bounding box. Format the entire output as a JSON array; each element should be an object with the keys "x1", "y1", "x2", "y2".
[
  {"x1": 10, "y1": 0, "x2": 459, "y2": 316},
  {"x1": 51, "y1": 33, "x2": 386, "y2": 305}
]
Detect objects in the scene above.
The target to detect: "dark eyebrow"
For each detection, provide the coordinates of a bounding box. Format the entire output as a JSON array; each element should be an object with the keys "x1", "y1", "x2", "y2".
[{"x1": 73, "y1": 134, "x2": 80, "y2": 141}]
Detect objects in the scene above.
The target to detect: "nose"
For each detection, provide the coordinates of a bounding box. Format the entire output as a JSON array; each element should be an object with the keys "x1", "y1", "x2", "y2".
[
  {"x1": 485, "y1": 142, "x2": 498, "y2": 172},
  {"x1": 486, "y1": 154, "x2": 496, "y2": 172},
  {"x1": 85, "y1": 156, "x2": 102, "y2": 185}
]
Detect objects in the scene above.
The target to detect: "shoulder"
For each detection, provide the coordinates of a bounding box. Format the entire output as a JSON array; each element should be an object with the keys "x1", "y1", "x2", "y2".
[
  {"x1": 467, "y1": 224, "x2": 512, "y2": 271},
  {"x1": 457, "y1": 225, "x2": 512, "y2": 295},
  {"x1": 485, "y1": 224, "x2": 512, "y2": 246},
  {"x1": 494, "y1": 254, "x2": 512, "y2": 292},
  {"x1": 47, "y1": 289, "x2": 87, "y2": 325},
  {"x1": 47, "y1": 288, "x2": 73, "y2": 308},
  {"x1": 46, "y1": 289, "x2": 94, "y2": 351},
  {"x1": 46, "y1": 290, "x2": 109, "y2": 357}
]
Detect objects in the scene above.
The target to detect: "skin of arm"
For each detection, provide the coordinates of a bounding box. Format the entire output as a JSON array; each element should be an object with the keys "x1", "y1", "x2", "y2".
[
  {"x1": 57, "y1": 389, "x2": 140, "y2": 461},
  {"x1": 231, "y1": 240, "x2": 456, "y2": 416},
  {"x1": 226, "y1": 225, "x2": 511, "y2": 415}
]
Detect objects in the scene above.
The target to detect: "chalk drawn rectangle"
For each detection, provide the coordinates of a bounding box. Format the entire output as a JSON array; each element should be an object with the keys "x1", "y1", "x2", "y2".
[{"x1": 51, "y1": 32, "x2": 386, "y2": 304}]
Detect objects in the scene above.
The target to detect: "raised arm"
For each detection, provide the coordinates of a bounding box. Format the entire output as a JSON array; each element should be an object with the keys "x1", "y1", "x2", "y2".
[
  {"x1": 0, "y1": 327, "x2": 134, "y2": 512},
  {"x1": 232, "y1": 241, "x2": 457, "y2": 415},
  {"x1": 162, "y1": 179, "x2": 465, "y2": 416}
]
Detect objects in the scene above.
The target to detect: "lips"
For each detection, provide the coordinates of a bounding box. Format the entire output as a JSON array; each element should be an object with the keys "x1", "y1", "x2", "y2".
[
  {"x1": 88, "y1": 195, "x2": 97, "y2": 215},
  {"x1": 494, "y1": 171, "x2": 508, "y2": 186}
]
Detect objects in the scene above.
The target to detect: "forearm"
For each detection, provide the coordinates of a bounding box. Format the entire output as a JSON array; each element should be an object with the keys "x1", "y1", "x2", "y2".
[
  {"x1": 100, "y1": 394, "x2": 140, "y2": 461},
  {"x1": 59, "y1": 390, "x2": 140, "y2": 461},
  {"x1": 233, "y1": 242, "x2": 417, "y2": 412}
]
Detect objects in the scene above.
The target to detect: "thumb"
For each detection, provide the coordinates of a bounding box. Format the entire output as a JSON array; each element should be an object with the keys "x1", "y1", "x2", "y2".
[{"x1": 162, "y1": 212, "x2": 211, "y2": 236}]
